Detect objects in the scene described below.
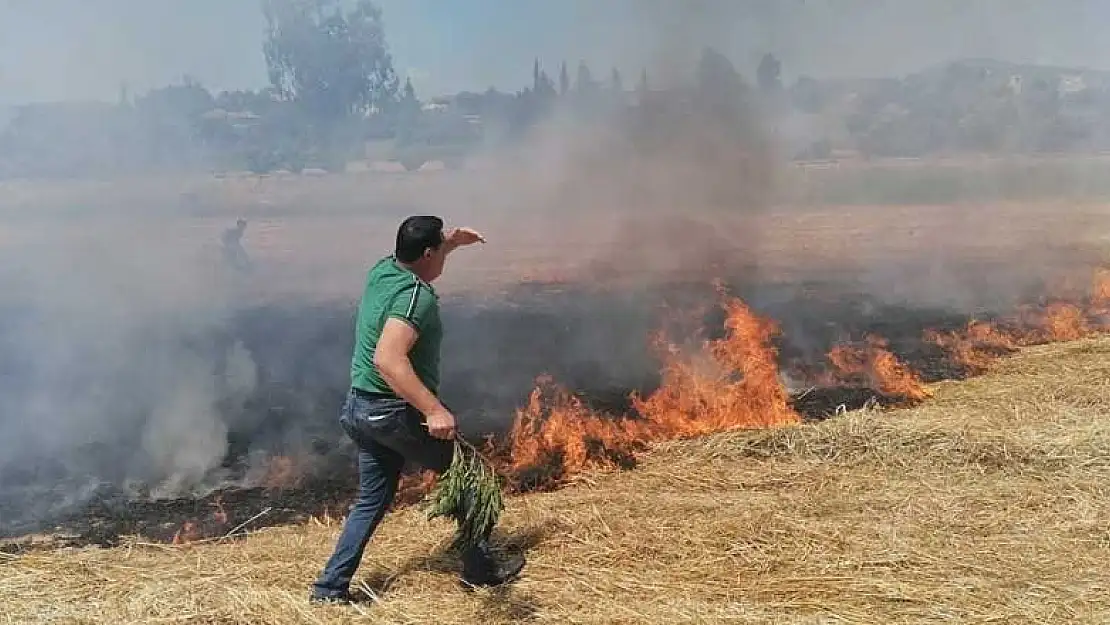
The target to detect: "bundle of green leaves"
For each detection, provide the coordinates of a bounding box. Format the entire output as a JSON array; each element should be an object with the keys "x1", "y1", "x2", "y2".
[{"x1": 424, "y1": 438, "x2": 505, "y2": 551}]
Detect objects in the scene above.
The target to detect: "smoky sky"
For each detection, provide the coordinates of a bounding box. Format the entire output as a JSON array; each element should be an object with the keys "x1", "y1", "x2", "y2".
[{"x1": 3, "y1": 0, "x2": 1110, "y2": 105}]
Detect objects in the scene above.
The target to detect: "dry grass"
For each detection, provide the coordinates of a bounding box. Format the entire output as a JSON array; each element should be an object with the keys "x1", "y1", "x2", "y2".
[{"x1": 7, "y1": 337, "x2": 1110, "y2": 624}]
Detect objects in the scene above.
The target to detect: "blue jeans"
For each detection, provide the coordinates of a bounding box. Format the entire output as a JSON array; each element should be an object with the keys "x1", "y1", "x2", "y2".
[{"x1": 312, "y1": 388, "x2": 453, "y2": 599}]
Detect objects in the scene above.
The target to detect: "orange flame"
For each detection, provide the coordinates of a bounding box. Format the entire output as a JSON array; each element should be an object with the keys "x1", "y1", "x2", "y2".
[
  {"x1": 1015, "y1": 302, "x2": 1089, "y2": 344},
  {"x1": 631, "y1": 288, "x2": 801, "y2": 435},
  {"x1": 826, "y1": 335, "x2": 932, "y2": 401},
  {"x1": 925, "y1": 266, "x2": 1110, "y2": 373},
  {"x1": 504, "y1": 286, "x2": 801, "y2": 487},
  {"x1": 506, "y1": 376, "x2": 641, "y2": 482},
  {"x1": 925, "y1": 321, "x2": 1018, "y2": 374}
]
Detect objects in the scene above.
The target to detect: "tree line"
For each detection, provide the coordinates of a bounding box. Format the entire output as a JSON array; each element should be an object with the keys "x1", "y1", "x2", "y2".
[
  {"x1": 0, "y1": 0, "x2": 681, "y2": 178},
  {"x1": 3, "y1": 0, "x2": 1110, "y2": 180}
]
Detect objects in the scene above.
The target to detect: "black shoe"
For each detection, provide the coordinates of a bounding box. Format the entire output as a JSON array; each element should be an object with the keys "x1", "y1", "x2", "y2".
[
  {"x1": 461, "y1": 541, "x2": 526, "y2": 587},
  {"x1": 309, "y1": 592, "x2": 352, "y2": 605}
]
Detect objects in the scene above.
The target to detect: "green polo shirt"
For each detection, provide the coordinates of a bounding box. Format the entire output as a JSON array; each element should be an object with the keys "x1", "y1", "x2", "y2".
[{"x1": 350, "y1": 255, "x2": 442, "y2": 396}]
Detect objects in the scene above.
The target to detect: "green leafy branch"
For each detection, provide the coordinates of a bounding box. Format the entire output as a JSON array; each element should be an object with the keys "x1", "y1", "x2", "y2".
[{"x1": 424, "y1": 436, "x2": 505, "y2": 551}]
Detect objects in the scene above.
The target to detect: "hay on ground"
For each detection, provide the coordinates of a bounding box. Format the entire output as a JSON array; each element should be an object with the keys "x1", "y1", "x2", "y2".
[{"x1": 5, "y1": 337, "x2": 1110, "y2": 624}]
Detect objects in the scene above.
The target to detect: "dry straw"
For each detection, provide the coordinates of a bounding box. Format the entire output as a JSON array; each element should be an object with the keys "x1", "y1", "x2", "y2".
[{"x1": 5, "y1": 338, "x2": 1110, "y2": 623}]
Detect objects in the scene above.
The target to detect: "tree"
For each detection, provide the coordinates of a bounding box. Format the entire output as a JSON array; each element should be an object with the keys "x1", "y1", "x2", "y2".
[
  {"x1": 134, "y1": 80, "x2": 217, "y2": 168},
  {"x1": 696, "y1": 47, "x2": 750, "y2": 109},
  {"x1": 394, "y1": 77, "x2": 422, "y2": 145},
  {"x1": 529, "y1": 59, "x2": 556, "y2": 107},
  {"x1": 401, "y1": 77, "x2": 417, "y2": 105},
  {"x1": 535, "y1": 71, "x2": 557, "y2": 101},
  {"x1": 756, "y1": 53, "x2": 782, "y2": 92},
  {"x1": 576, "y1": 61, "x2": 595, "y2": 93},
  {"x1": 261, "y1": 0, "x2": 400, "y2": 124}
]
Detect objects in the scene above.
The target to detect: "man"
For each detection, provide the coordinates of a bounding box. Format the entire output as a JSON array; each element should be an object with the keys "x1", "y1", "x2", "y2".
[
  {"x1": 311, "y1": 215, "x2": 525, "y2": 604},
  {"x1": 221, "y1": 218, "x2": 251, "y2": 272}
]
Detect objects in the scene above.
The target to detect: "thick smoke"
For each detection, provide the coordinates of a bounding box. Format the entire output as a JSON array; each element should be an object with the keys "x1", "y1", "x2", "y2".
[{"x1": 0, "y1": 230, "x2": 253, "y2": 526}]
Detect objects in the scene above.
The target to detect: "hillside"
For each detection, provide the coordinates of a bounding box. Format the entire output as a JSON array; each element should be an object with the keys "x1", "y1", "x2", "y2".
[{"x1": 6, "y1": 335, "x2": 1110, "y2": 624}]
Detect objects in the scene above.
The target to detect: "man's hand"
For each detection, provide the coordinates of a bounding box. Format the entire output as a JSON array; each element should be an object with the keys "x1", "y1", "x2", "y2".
[
  {"x1": 444, "y1": 226, "x2": 486, "y2": 250},
  {"x1": 424, "y1": 407, "x2": 457, "y2": 440}
]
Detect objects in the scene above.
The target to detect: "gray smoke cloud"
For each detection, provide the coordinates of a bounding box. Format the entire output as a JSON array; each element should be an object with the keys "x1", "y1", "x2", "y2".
[{"x1": 0, "y1": 226, "x2": 258, "y2": 509}]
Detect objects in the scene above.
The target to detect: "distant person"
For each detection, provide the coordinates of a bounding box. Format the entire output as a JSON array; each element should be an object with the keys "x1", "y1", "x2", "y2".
[
  {"x1": 221, "y1": 218, "x2": 251, "y2": 272},
  {"x1": 310, "y1": 216, "x2": 525, "y2": 605}
]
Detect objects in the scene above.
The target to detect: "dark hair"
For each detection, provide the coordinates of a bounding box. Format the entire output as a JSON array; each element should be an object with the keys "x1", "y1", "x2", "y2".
[{"x1": 394, "y1": 215, "x2": 445, "y2": 262}]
